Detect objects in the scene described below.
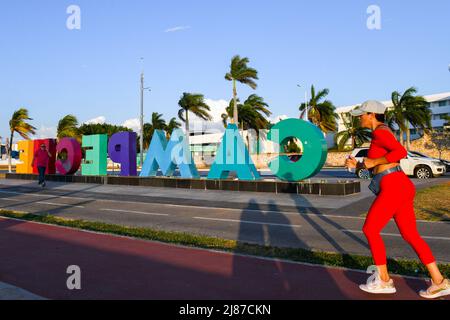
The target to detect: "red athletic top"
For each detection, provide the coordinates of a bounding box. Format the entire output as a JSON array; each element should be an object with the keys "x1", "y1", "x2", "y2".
[
  {"x1": 368, "y1": 125, "x2": 407, "y2": 163},
  {"x1": 34, "y1": 149, "x2": 50, "y2": 168}
]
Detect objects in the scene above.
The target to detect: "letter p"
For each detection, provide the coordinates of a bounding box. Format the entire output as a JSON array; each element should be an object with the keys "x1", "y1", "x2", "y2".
[{"x1": 108, "y1": 132, "x2": 137, "y2": 176}]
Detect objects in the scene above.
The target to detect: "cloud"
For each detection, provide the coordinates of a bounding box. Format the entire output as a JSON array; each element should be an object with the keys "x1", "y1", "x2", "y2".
[
  {"x1": 35, "y1": 126, "x2": 57, "y2": 139},
  {"x1": 84, "y1": 116, "x2": 106, "y2": 125},
  {"x1": 268, "y1": 114, "x2": 289, "y2": 124},
  {"x1": 187, "y1": 98, "x2": 229, "y2": 133},
  {"x1": 122, "y1": 118, "x2": 140, "y2": 133},
  {"x1": 164, "y1": 26, "x2": 191, "y2": 33}
]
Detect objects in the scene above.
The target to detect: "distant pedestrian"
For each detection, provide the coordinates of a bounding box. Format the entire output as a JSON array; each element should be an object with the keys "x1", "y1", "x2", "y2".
[{"x1": 32, "y1": 143, "x2": 51, "y2": 188}]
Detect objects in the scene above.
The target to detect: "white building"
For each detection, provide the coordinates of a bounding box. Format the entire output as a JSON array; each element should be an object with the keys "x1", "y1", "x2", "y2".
[
  {"x1": 332, "y1": 92, "x2": 450, "y2": 147},
  {"x1": 188, "y1": 128, "x2": 286, "y2": 165}
]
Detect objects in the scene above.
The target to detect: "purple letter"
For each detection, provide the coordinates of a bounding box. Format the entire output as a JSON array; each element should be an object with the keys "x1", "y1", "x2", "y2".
[{"x1": 108, "y1": 132, "x2": 137, "y2": 176}]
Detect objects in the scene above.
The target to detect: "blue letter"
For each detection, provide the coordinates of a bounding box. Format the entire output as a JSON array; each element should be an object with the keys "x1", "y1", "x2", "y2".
[{"x1": 208, "y1": 124, "x2": 260, "y2": 181}]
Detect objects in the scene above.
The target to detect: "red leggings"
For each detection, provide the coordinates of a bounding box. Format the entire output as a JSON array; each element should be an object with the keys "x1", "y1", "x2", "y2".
[{"x1": 363, "y1": 171, "x2": 435, "y2": 266}]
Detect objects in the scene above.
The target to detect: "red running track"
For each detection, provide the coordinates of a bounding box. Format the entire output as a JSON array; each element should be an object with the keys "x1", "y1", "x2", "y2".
[{"x1": 0, "y1": 217, "x2": 445, "y2": 300}]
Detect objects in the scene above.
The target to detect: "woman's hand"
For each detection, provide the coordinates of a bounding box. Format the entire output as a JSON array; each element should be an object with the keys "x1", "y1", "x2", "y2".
[{"x1": 345, "y1": 156, "x2": 358, "y2": 169}]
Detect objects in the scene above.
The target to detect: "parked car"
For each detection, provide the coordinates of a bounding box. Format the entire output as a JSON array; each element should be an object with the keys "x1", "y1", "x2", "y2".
[
  {"x1": 441, "y1": 159, "x2": 450, "y2": 173},
  {"x1": 350, "y1": 148, "x2": 372, "y2": 179},
  {"x1": 349, "y1": 148, "x2": 446, "y2": 179},
  {"x1": 409, "y1": 151, "x2": 450, "y2": 173}
]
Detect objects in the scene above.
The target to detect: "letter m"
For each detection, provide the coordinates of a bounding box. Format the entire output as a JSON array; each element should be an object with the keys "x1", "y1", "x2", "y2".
[{"x1": 139, "y1": 129, "x2": 199, "y2": 178}]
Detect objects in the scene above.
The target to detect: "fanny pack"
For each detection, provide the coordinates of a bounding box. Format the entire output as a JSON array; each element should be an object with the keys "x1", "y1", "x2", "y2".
[{"x1": 368, "y1": 166, "x2": 403, "y2": 196}]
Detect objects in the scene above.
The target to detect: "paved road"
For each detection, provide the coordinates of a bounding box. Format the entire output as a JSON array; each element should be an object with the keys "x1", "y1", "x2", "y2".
[
  {"x1": 0, "y1": 176, "x2": 449, "y2": 263},
  {"x1": 1, "y1": 217, "x2": 446, "y2": 300}
]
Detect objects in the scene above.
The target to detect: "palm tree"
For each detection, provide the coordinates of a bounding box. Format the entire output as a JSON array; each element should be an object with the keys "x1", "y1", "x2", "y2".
[
  {"x1": 335, "y1": 112, "x2": 372, "y2": 151},
  {"x1": 143, "y1": 112, "x2": 166, "y2": 150},
  {"x1": 222, "y1": 95, "x2": 271, "y2": 153},
  {"x1": 222, "y1": 98, "x2": 240, "y2": 127},
  {"x1": 165, "y1": 117, "x2": 182, "y2": 139},
  {"x1": 8, "y1": 108, "x2": 36, "y2": 172},
  {"x1": 389, "y1": 87, "x2": 432, "y2": 150},
  {"x1": 299, "y1": 85, "x2": 339, "y2": 136},
  {"x1": 57, "y1": 114, "x2": 80, "y2": 141},
  {"x1": 222, "y1": 95, "x2": 271, "y2": 129},
  {"x1": 178, "y1": 93, "x2": 212, "y2": 146},
  {"x1": 243, "y1": 94, "x2": 272, "y2": 121},
  {"x1": 225, "y1": 55, "x2": 258, "y2": 125}
]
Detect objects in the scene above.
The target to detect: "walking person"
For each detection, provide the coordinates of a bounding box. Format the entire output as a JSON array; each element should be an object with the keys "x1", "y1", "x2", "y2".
[
  {"x1": 31, "y1": 143, "x2": 52, "y2": 188},
  {"x1": 345, "y1": 100, "x2": 449, "y2": 299}
]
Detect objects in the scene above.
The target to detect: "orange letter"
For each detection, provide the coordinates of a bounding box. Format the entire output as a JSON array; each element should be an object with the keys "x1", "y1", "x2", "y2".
[{"x1": 16, "y1": 140, "x2": 35, "y2": 174}]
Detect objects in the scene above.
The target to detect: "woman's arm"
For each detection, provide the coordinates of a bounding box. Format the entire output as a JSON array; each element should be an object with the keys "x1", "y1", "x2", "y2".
[
  {"x1": 363, "y1": 156, "x2": 389, "y2": 169},
  {"x1": 363, "y1": 129, "x2": 407, "y2": 169}
]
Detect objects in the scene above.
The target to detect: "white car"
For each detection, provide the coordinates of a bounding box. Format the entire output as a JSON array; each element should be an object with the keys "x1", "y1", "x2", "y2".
[{"x1": 350, "y1": 148, "x2": 446, "y2": 179}]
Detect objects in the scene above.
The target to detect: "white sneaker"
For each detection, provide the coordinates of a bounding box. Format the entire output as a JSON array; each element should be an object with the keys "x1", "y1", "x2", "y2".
[
  {"x1": 359, "y1": 265, "x2": 397, "y2": 294},
  {"x1": 419, "y1": 278, "x2": 450, "y2": 299}
]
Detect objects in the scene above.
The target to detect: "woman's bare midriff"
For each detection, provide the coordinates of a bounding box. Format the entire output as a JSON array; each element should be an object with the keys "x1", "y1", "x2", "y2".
[{"x1": 372, "y1": 162, "x2": 400, "y2": 175}]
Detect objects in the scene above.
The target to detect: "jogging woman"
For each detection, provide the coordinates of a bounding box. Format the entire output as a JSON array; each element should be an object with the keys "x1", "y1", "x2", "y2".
[{"x1": 345, "y1": 100, "x2": 449, "y2": 299}]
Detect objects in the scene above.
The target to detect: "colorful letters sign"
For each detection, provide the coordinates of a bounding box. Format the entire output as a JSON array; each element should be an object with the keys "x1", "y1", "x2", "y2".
[{"x1": 18, "y1": 118, "x2": 328, "y2": 182}]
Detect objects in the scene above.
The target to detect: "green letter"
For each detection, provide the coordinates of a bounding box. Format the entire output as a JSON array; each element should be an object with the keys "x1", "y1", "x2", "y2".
[
  {"x1": 268, "y1": 119, "x2": 327, "y2": 181},
  {"x1": 82, "y1": 134, "x2": 107, "y2": 176}
]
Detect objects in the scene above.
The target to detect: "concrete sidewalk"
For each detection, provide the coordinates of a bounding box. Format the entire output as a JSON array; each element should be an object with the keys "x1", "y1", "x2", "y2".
[
  {"x1": 0, "y1": 176, "x2": 448, "y2": 216},
  {"x1": 1, "y1": 217, "x2": 446, "y2": 300}
]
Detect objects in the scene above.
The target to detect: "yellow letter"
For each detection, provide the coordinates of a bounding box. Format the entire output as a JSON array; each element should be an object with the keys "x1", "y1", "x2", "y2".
[{"x1": 16, "y1": 140, "x2": 34, "y2": 174}]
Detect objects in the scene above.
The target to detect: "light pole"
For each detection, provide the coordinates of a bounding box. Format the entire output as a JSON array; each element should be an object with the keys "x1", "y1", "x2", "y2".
[
  {"x1": 139, "y1": 69, "x2": 151, "y2": 168},
  {"x1": 297, "y1": 84, "x2": 309, "y2": 122}
]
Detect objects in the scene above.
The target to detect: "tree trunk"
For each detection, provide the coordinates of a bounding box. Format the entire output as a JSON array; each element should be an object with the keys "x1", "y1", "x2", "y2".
[
  {"x1": 233, "y1": 80, "x2": 238, "y2": 125},
  {"x1": 406, "y1": 122, "x2": 411, "y2": 151},
  {"x1": 399, "y1": 122, "x2": 404, "y2": 146},
  {"x1": 185, "y1": 110, "x2": 190, "y2": 148},
  {"x1": 8, "y1": 130, "x2": 13, "y2": 173}
]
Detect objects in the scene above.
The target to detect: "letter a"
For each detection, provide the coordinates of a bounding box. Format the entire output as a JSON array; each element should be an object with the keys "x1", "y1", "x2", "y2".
[
  {"x1": 367, "y1": 5, "x2": 381, "y2": 30},
  {"x1": 66, "y1": 5, "x2": 81, "y2": 30},
  {"x1": 66, "y1": 265, "x2": 81, "y2": 290},
  {"x1": 208, "y1": 124, "x2": 260, "y2": 181}
]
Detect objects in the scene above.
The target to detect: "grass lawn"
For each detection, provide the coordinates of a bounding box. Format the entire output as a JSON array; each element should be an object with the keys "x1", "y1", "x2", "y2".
[
  {"x1": 0, "y1": 209, "x2": 448, "y2": 279},
  {"x1": 362, "y1": 182, "x2": 450, "y2": 222},
  {"x1": 413, "y1": 182, "x2": 450, "y2": 222}
]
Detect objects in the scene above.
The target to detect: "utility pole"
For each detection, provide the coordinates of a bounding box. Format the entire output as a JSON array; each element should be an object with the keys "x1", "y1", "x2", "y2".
[
  {"x1": 140, "y1": 71, "x2": 144, "y2": 168},
  {"x1": 297, "y1": 84, "x2": 309, "y2": 122},
  {"x1": 139, "y1": 57, "x2": 151, "y2": 169}
]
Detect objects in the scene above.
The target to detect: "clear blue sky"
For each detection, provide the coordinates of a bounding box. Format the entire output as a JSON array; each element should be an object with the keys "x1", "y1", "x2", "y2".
[{"x1": 1, "y1": 0, "x2": 449, "y2": 140}]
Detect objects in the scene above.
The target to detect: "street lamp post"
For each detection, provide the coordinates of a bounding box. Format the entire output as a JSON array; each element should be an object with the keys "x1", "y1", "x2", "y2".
[
  {"x1": 297, "y1": 84, "x2": 309, "y2": 122},
  {"x1": 139, "y1": 71, "x2": 151, "y2": 169},
  {"x1": 140, "y1": 72, "x2": 144, "y2": 167}
]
